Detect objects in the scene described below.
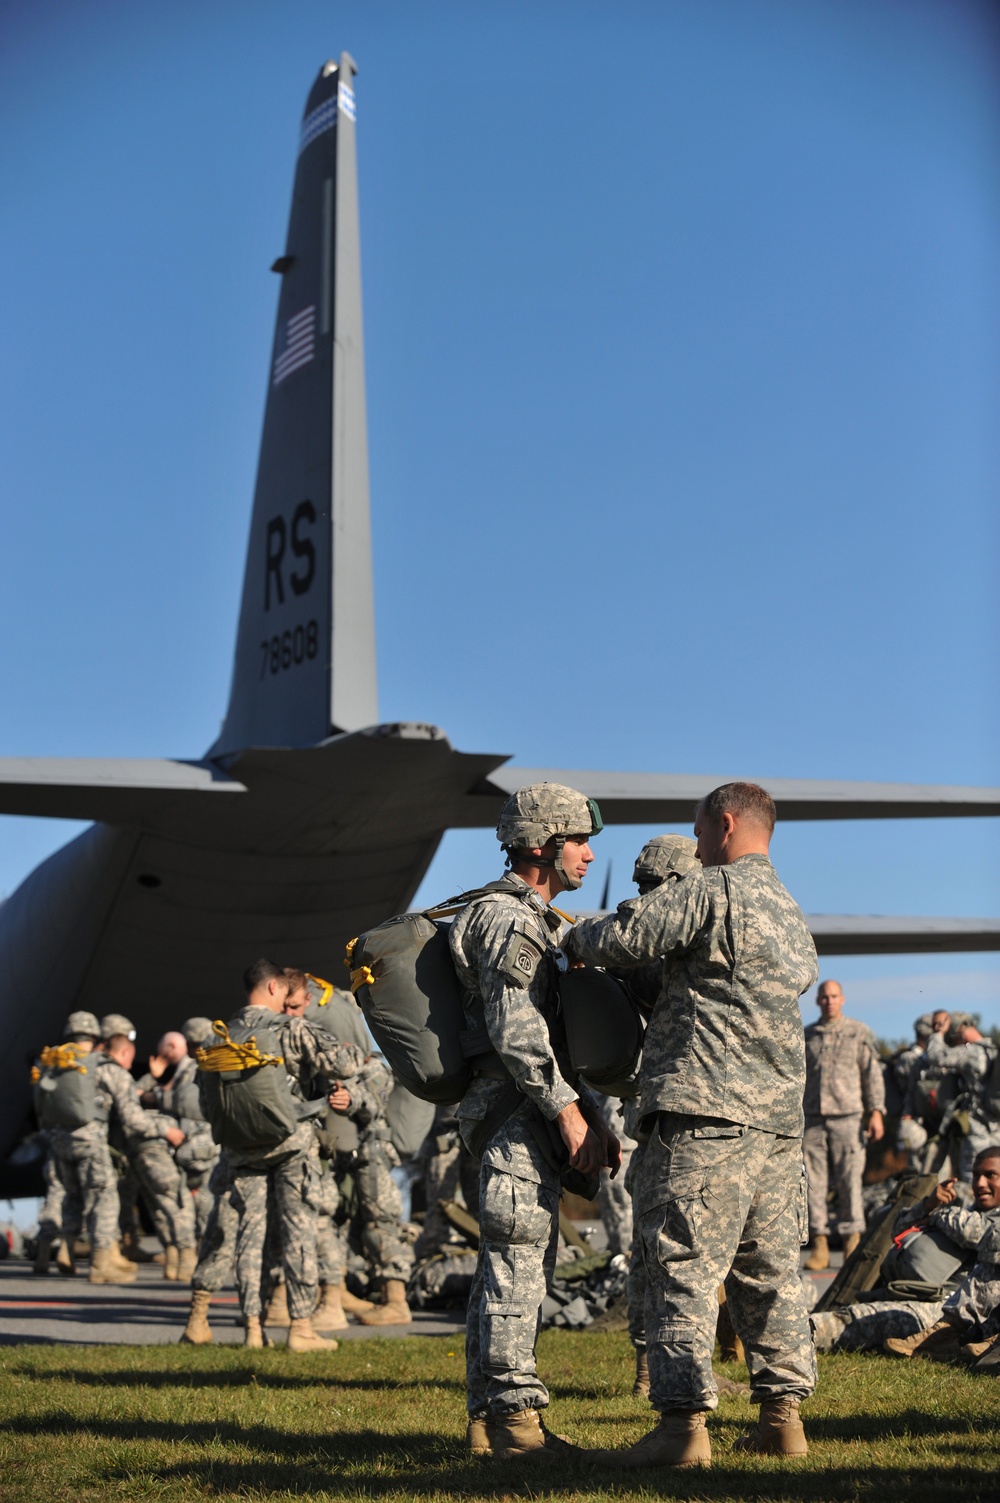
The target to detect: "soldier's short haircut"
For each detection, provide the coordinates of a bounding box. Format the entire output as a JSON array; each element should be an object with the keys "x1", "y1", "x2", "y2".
[
  {"x1": 699, "y1": 781, "x2": 776, "y2": 835},
  {"x1": 973, "y1": 1146, "x2": 1000, "y2": 1169},
  {"x1": 243, "y1": 957, "x2": 285, "y2": 994},
  {"x1": 283, "y1": 967, "x2": 308, "y2": 992}
]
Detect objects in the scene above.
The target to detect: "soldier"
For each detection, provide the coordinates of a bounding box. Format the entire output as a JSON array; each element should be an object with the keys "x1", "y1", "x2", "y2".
[
  {"x1": 452, "y1": 783, "x2": 618, "y2": 1463},
  {"x1": 565, "y1": 781, "x2": 818, "y2": 1468},
  {"x1": 812, "y1": 1148, "x2": 1000, "y2": 1359},
  {"x1": 99, "y1": 1016, "x2": 197, "y2": 1280},
  {"x1": 939, "y1": 1013, "x2": 1000, "y2": 1181},
  {"x1": 801, "y1": 980, "x2": 885, "y2": 1270},
  {"x1": 412, "y1": 1103, "x2": 481, "y2": 1262},
  {"x1": 44, "y1": 1011, "x2": 133, "y2": 1284},
  {"x1": 224, "y1": 959, "x2": 365, "y2": 1350}
]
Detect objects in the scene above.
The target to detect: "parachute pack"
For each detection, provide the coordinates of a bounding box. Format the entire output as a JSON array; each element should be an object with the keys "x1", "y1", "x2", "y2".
[
  {"x1": 346, "y1": 881, "x2": 644, "y2": 1105},
  {"x1": 31, "y1": 1043, "x2": 105, "y2": 1130},
  {"x1": 195, "y1": 1019, "x2": 299, "y2": 1152}
]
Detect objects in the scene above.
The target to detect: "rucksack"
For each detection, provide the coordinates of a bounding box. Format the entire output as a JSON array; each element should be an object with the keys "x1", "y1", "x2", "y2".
[
  {"x1": 385, "y1": 1081, "x2": 436, "y2": 1159},
  {"x1": 195, "y1": 1017, "x2": 299, "y2": 1151},
  {"x1": 347, "y1": 881, "x2": 645, "y2": 1104},
  {"x1": 910, "y1": 1058, "x2": 960, "y2": 1133},
  {"x1": 31, "y1": 1044, "x2": 105, "y2": 1131}
]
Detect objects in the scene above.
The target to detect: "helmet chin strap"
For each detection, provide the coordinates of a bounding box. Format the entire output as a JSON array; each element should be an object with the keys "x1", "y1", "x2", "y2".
[{"x1": 507, "y1": 838, "x2": 581, "y2": 891}]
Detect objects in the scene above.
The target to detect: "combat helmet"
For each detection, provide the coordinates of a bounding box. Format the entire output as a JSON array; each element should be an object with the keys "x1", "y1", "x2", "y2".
[
  {"x1": 63, "y1": 1011, "x2": 100, "y2": 1040},
  {"x1": 632, "y1": 834, "x2": 699, "y2": 894},
  {"x1": 496, "y1": 782, "x2": 603, "y2": 891},
  {"x1": 182, "y1": 1016, "x2": 215, "y2": 1048},
  {"x1": 100, "y1": 1013, "x2": 136, "y2": 1041}
]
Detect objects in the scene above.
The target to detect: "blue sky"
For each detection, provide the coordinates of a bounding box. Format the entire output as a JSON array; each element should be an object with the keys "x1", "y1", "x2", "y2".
[{"x1": 1, "y1": 0, "x2": 998, "y2": 1046}]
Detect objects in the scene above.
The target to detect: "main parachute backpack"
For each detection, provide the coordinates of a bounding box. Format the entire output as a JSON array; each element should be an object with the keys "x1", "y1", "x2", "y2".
[
  {"x1": 346, "y1": 881, "x2": 644, "y2": 1104},
  {"x1": 195, "y1": 1019, "x2": 299, "y2": 1151},
  {"x1": 31, "y1": 1043, "x2": 103, "y2": 1130}
]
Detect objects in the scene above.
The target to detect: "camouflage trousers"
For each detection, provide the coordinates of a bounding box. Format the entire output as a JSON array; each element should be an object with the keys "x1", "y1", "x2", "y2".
[
  {"x1": 625, "y1": 1137, "x2": 648, "y2": 1349},
  {"x1": 38, "y1": 1149, "x2": 65, "y2": 1241},
  {"x1": 355, "y1": 1133, "x2": 414, "y2": 1283},
  {"x1": 120, "y1": 1139, "x2": 197, "y2": 1250},
  {"x1": 413, "y1": 1130, "x2": 481, "y2": 1261},
  {"x1": 192, "y1": 1153, "x2": 239, "y2": 1294},
  {"x1": 811, "y1": 1297, "x2": 944, "y2": 1352},
  {"x1": 465, "y1": 1104, "x2": 561, "y2": 1418},
  {"x1": 230, "y1": 1124, "x2": 319, "y2": 1320},
  {"x1": 317, "y1": 1212, "x2": 347, "y2": 1286},
  {"x1": 803, "y1": 1114, "x2": 866, "y2": 1237},
  {"x1": 596, "y1": 1094, "x2": 636, "y2": 1258},
  {"x1": 636, "y1": 1113, "x2": 816, "y2": 1412},
  {"x1": 49, "y1": 1124, "x2": 120, "y2": 1251}
]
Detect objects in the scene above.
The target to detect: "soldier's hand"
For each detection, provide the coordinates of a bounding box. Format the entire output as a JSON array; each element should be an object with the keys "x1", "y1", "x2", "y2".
[
  {"x1": 866, "y1": 1110, "x2": 885, "y2": 1142},
  {"x1": 148, "y1": 1054, "x2": 168, "y2": 1080},
  {"x1": 603, "y1": 1129, "x2": 622, "y2": 1178},
  {"x1": 165, "y1": 1126, "x2": 185, "y2": 1148},
  {"x1": 556, "y1": 1102, "x2": 603, "y2": 1177},
  {"x1": 928, "y1": 1177, "x2": 957, "y2": 1209},
  {"x1": 328, "y1": 1084, "x2": 352, "y2": 1112}
]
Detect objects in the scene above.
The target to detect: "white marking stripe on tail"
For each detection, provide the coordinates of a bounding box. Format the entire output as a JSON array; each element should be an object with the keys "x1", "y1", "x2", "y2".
[
  {"x1": 273, "y1": 306, "x2": 316, "y2": 385},
  {"x1": 299, "y1": 97, "x2": 337, "y2": 154}
]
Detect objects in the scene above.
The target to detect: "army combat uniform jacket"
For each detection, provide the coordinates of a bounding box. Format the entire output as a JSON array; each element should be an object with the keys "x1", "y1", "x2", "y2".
[{"x1": 803, "y1": 1015, "x2": 885, "y2": 1119}]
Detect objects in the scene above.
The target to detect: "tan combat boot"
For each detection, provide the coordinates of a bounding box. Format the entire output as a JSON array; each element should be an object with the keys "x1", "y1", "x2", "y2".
[
  {"x1": 33, "y1": 1230, "x2": 55, "y2": 1277},
  {"x1": 264, "y1": 1281, "x2": 290, "y2": 1326},
  {"x1": 89, "y1": 1245, "x2": 138, "y2": 1285},
  {"x1": 180, "y1": 1288, "x2": 213, "y2": 1345},
  {"x1": 164, "y1": 1245, "x2": 180, "y2": 1281},
  {"x1": 733, "y1": 1397, "x2": 807, "y2": 1456},
  {"x1": 110, "y1": 1242, "x2": 138, "y2": 1273},
  {"x1": 842, "y1": 1232, "x2": 861, "y2": 1259},
  {"x1": 632, "y1": 1347, "x2": 650, "y2": 1397},
  {"x1": 803, "y1": 1236, "x2": 829, "y2": 1271},
  {"x1": 487, "y1": 1408, "x2": 582, "y2": 1464},
  {"x1": 312, "y1": 1282, "x2": 349, "y2": 1331},
  {"x1": 588, "y1": 1410, "x2": 711, "y2": 1469},
  {"x1": 243, "y1": 1315, "x2": 265, "y2": 1349},
  {"x1": 177, "y1": 1247, "x2": 198, "y2": 1282},
  {"x1": 466, "y1": 1417, "x2": 491, "y2": 1454},
  {"x1": 356, "y1": 1278, "x2": 413, "y2": 1325},
  {"x1": 55, "y1": 1239, "x2": 76, "y2": 1277},
  {"x1": 339, "y1": 1277, "x2": 374, "y2": 1314},
  {"x1": 883, "y1": 1320, "x2": 961, "y2": 1362},
  {"x1": 287, "y1": 1317, "x2": 339, "y2": 1352}
]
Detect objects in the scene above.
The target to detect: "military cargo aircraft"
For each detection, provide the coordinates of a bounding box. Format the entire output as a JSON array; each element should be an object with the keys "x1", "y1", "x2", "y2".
[{"x1": 1, "y1": 56, "x2": 997, "y2": 1177}]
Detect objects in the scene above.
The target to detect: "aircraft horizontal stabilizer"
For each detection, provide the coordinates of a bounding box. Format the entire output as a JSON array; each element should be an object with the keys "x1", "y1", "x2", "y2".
[
  {"x1": 0, "y1": 758, "x2": 245, "y2": 823},
  {"x1": 481, "y1": 768, "x2": 1000, "y2": 822},
  {"x1": 573, "y1": 910, "x2": 999, "y2": 956}
]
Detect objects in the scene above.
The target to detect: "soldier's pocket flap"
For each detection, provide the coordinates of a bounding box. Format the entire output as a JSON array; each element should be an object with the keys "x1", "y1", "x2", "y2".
[{"x1": 690, "y1": 1122, "x2": 747, "y2": 1140}]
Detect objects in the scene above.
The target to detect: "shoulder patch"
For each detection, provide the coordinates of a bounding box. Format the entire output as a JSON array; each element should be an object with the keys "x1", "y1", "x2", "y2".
[{"x1": 498, "y1": 928, "x2": 546, "y2": 989}]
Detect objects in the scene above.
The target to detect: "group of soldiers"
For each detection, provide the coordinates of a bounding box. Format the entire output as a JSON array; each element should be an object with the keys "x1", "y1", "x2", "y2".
[
  {"x1": 29, "y1": 772, "x2": 999, "y2": 1473},
  {"x1": 32, "y1": 967, "x2": 420, "y2": 1351}
]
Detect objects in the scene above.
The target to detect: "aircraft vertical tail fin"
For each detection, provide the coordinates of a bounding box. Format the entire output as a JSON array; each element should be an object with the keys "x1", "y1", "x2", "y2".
[{"x1": 210, "y1": 56, "x2": 377, "y2": 758}]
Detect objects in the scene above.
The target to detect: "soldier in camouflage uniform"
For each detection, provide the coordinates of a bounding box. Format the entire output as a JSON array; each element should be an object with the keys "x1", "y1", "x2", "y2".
[
  {"x1": 452, "y1": 783, "x2": 618, "y2": 1463},
  {"x1": 100, "y1": 1015, "x2": 196, "y2": 1281},
  {"x1": 939, "y1": 1014, "x2": 1000, "y2": 1181},
  {"x1": 181, "y1": 1150, "x2": 241, "y2": 1344},
  {"x1": 32, "y1": 1148, "x2": 66, "y2": 1275},
  {"x1": 816, "y1": 1148, "x2": 1000, "y2": 1360},
  {"x1": 802, "y1": 980, "x2": 885, "y2": 1270},
  {"x1": 412, "y1": 1102, "x2": 481, "y2": 1261},
  {"x1": 226, "y1": 959, "x2": 365, "y2": 1350},
  {"x1": 45, "y1": 1012, "x2": 132, "y2": 1284},
  {"x1": 565, "y1": 782, "x2": 818, "y2": 1468},
  {"x1": 139, "y1": 1026, "x2": 219, "y2": 1243}
]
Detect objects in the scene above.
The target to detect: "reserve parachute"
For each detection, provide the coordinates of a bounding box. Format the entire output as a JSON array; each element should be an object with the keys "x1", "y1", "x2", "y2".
[
  {"x1": 195, "y1": 1019, "x2": 299, "y2": 1151},
  {"x1": 346, "y1": 882, "x2": 643, "y2": 1104}
]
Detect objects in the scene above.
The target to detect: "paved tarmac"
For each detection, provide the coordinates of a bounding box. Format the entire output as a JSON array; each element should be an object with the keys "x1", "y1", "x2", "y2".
[
  {"x1": 0, "y1": 1247, "x2": 837, "y2": 1347},
  {"x1": 0, "y1": 1258, "x2": 465, "y2": 1346}
]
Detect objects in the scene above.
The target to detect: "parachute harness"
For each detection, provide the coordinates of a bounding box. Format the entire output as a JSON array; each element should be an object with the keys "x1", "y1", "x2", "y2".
[{"x1": 194, "y1": 1019, "x2": 284, "y2": 1073}]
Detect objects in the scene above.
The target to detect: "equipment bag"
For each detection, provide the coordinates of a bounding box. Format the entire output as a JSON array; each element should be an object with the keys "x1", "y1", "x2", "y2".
[
  {"x1": 346, "y1": 881, "x2": 527, "y2": 1104},
  {"x1": 195, "y1": 1019, "x2": 299, "y2": 1152},
  {"x1": 385, "y1": 1081, "x2": 436, "y2": 1160},
  {"x1": 31, "y1": 1044, "x2": 102, "y2": 1130},
  {"x1": 559, "y1": 967, "x2": 644, "y2": 1099}
]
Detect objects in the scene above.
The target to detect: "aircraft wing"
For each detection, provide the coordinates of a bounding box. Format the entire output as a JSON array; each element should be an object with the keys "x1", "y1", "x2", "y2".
[
  {"x1": 0, "y1": 758, "x2": 246, "y2": 822},
  {"x1": 472, "y1": 767, "x2": 1000, "y2": 822}
]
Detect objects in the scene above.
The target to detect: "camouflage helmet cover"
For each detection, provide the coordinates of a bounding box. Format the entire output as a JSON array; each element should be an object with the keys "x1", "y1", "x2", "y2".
[
  {"x1": 496, "y1": 783, "x2": 603, "y2": 852},
  {"x1": 913, "y1": 1012, "x2": 934, "y2": 1042},
  {"x1": 182, "y1": 1016, "x2": 215, "y2": 1047},
  {"x1": 101, "y1": 1013, "x2": 137, "y2": 1041},
  {"x1": 63, "y1": 1010, "x2": 101, "y2": 1039},
  {"x1": 632, "y1": 834, "x2": 699, "y2": 890},
  {"x1": 945, "y1": 1011, "x2": 976, "y2": 1045}
]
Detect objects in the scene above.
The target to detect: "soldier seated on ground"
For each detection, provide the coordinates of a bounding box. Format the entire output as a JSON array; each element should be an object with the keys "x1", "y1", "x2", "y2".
[{"x1": 811, "y1": 1147, "x2": 1000, "y2": 1360}]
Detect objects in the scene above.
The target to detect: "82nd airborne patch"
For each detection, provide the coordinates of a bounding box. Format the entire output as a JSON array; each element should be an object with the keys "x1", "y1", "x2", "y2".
[{"x1": 499, "y1": 929, "x2": 545, "y2": 989}]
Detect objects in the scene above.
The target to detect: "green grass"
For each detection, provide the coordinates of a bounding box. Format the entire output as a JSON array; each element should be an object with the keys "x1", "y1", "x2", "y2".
[{"x1": 0, "y1": 1333, "x2": 997, "y2": 1502}]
